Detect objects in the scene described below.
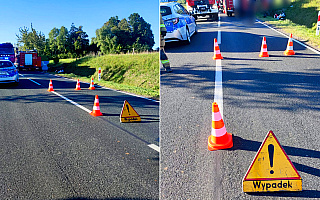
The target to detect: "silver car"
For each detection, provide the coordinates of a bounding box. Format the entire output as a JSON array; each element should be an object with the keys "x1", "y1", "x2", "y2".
[
  {"x1": 161, "y1": 2, "x2": 197, "y2": 44},
  {"x1": 0, "y1": 60, "x2": 19, "y2": 85}
]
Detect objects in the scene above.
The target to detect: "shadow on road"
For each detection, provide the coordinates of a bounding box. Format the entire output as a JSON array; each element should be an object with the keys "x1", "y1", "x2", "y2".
[
  {"x1": 247, "y1": 190, "x2": 320, "y2": 198},
  {"x1": 232, "y1": 136, "x2": 320, "y2": 179},
  {"x1": 57, "y1": 198, "x2": 154, "y2": 200},
  {"x1": 162, "y1": 64, "x2": 320, "y2": 112},
  {"x1": 164, "y1": 19, "x2": 309, "y2": 54}
]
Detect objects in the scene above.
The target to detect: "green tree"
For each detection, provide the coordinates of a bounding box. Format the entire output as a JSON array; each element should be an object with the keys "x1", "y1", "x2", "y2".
[
  {"x1": 67, "y1": 23, "x2": 89, "y2": 57},
  {"x1": 48, "y1": 27, "x2": 59, "y2": 56},
  {"x1": 57, "y1": 26, "x2": 68, "y2": 54},
  {"x1": 94, "y1": 13, "x2": 155, "y2": 54},
  {"x1": 16, "y1": 24, "x2": 46, "y2": 55},
  {"x1": 128, "y1": 13, "x2": 154, "y2": 51}
]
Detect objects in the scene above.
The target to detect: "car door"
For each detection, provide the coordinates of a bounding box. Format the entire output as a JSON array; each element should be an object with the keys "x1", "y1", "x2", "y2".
[{"x1": 177, "y1": 4, "x2": 196, "y2": 35}]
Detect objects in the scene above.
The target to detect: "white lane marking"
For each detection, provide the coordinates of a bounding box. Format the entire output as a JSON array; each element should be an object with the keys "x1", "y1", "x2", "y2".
[
  {"x1": 148, "y1": 144, "x2": 160, "y2": 152},
  {"x1": 50, "y1": 74, "x2": 159, "y2": 103},
  {"x1": 50, "y1": 90, "x2": 159, "y2": 152},
  {"x1": 19, "y1": 73, "x2": 24, "y2": 77},
  {"x1": 218, "y1": 30, "x2": 221, "y2": 44},
  {"x1": 51, "y1": 91, "x2": 92, "y2": 113},
  {"x1": 27, "y1": 78, "x2": 42, "y2": 86},
  {"x1": 214, "y1": 59, "x2": 223, "y2": 118},
  {"x1": 256, "y1": 20, "x2": 320, "y2": 55}
]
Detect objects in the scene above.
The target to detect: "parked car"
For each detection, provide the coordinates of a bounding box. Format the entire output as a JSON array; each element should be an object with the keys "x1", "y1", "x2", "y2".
[
  {"x1": 0, "y1": 60, "x2": 19, "y2": 85},
  {"x1": 160, "y1": 2, "x2": 197, "y2": 44}
]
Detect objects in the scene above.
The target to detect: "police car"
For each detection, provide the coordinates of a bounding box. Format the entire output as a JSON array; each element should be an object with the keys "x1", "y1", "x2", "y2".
[
  {"x1": 161, "y1": 1, "x2": 197, "y2": 44},
  {"x1": 0, "y1": 60, "x2": 19, "y2": 85}
]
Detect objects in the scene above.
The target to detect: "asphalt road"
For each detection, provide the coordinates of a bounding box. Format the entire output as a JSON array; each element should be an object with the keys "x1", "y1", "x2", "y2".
[
  {"x1": 160, "y1": 14, "x2": 320, "y2": 199},
  {"x1": 0, "y1": 71, "x2": 159, "y2": 199}
]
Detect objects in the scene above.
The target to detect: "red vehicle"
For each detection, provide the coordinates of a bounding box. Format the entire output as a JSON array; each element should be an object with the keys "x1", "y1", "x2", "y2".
[
  {"x1": 223, "y1": 0, "x2": 234, "y2": 16},
  {"x1": 186, "y1": 0, "x2": 219, "y2": 20},
  {"x1": 0, "y1": 43, "x2": 15, "y2": 63},
  {"x1": 17, "y1": 51, "x2": 42, "y2": 70}
]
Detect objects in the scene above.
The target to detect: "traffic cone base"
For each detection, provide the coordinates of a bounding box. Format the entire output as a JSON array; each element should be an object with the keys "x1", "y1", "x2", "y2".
[
  {"x1": 89, "y1": 86, "x2": 96, "y2": 90},
  {"x1": 259, "y1": 51, "x2": 269, "y2": 57},
  {"x1": 208, "y1": 132, "x2": 233, "y2": 151},
  {"x1": 90, "y1": 109, "x2": 103, "y2": 117},
  {"x1": 284, "y1": 50, "x2": 295, "y2": 55}
]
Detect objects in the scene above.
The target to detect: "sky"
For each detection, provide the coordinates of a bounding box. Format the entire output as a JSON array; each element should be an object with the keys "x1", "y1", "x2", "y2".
[{"x1": 0, "y1": 0, "x2": 159, "y2": 49}]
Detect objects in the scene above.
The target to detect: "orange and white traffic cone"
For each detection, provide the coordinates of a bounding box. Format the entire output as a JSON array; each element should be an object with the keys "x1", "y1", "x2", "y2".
[
  {"x1": 213, "y1": 38, "x2": 223, "y2": 60},
  {"x1": 259, "y1": 36, "x2": 269, "y2": 57},
  {"x1": 89, "y1": 77, "x2": 95, "y2": 90},
  {"x1": 75, "y1": 79, "x2": 81, "y2": 90},
  {"x1": 90, "y1": 95, "x2": 103, "y2": 117},
  {"x1": 208, "y1": 102, "x2": 233, "y2": 151},
  {"x1": 47, "y1": 79, "x2": 54, "y2": 92},
  {"x1": 284, "y1": 33, "x2": 295, "y2": 56}
]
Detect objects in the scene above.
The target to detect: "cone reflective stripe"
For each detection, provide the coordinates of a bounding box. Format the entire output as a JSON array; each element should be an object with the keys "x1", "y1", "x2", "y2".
[
  {"x1": 47, "y1": 79, "x2": 54, "y2": 92},
  {"x1": 89, "y1": 77, "x2": 95, "y2": 90},
  {"x1": 75, "y1": 79, "x2": 81, "y2": 90},
  {"x1": 90, "y1": 95, "x2": 103, "y2": 117},
  {"x1": 213, "y1": 38, "x2": 223, "y2": 60},
  {"x1": 284, "y1": 34, "x2": 295, "y2": 55},
  {"x1": 208, "y1": 102, "x2": 233, "y2": 151},
  {"x1": 259, "y1": 37, "x2": 269, "y2": 57}
]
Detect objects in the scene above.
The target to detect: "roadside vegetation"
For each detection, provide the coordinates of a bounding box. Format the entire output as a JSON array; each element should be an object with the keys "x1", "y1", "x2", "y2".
[
  {"x1": 48, "y1": 52, "x2": 159, "y2": 100},
  {"x1": 256, "y1": 0, "x2": 320, "y2": 50},
  {"x1": 17, "y1": 13, "x2": 158, "y2": 99}
]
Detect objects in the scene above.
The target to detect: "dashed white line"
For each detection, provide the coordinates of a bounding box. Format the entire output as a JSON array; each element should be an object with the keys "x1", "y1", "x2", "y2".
[
  {"x1": 218, "y1": 30, "x2": 221, "y2": 44},
  {"x1": 51, "y1": 91, "x2": 92, "y2": 113},
  {"x1": 50, "y1": 91, "x2": 159, "y2": 152},
  {"x1": 27, "y1": 78, "x2": 42, "y2": 86},
  {"x1": 148, "y1": 144, "x2": 160, "y2": 152}
]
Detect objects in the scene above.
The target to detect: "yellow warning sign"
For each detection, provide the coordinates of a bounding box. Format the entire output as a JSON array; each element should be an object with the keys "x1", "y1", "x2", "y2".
[
  {"x1": 243, "y1": 130, "x2": 302, "y2": 192},
  {"x1": 120, "y1": 100, "x2": 141, "y2": 123}
]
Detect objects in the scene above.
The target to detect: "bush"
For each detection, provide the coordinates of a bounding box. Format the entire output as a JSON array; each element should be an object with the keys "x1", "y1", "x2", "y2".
[{"x1": 53, "y1": 57, "x2": 60, "y2": 64}]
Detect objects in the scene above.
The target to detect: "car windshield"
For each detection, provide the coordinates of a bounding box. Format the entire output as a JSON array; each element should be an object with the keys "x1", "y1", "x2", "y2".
[
  {"x1": 0, "y1": 61, "x2": 13, "y2": 68},
  {"x1": 194, "y1": 0, "x2": 209, "y2": 6},
  {"x1": 160, "y1": 6, "x2": 172, "y2": 16}
]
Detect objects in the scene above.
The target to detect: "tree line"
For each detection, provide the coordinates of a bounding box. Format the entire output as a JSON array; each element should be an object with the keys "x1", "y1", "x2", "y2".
[{"x1": 16, "y1": 13, "x2": 155, "y2": 60}]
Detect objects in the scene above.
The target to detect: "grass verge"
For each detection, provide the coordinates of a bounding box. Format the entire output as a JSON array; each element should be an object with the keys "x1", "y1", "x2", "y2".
[
  {"x1": 48, "y1": 53, "x2": 159, "y2": 100},
  {"x1": 256, "y1": 0, "x2": 320, "y2": 50}
]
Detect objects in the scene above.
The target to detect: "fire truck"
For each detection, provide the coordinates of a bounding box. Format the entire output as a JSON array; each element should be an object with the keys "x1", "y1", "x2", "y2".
[
  {"x1": 16, "y1": 50, "x2": 42, "y2": 70},
  {"x1": 0, "y1": 43, "x2": 15, "y2": 63},
  {"x1": 223, "y1": 0, "x2": 234, "y2": 16},
  {"x1": 186, "y1": 0, "x2": 219, "y2": 20}
]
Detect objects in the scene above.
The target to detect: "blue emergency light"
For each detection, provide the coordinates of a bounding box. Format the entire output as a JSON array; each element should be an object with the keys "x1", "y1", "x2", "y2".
[{"x1": 160, "y1": 0, "x2": 177, "y2": 2}]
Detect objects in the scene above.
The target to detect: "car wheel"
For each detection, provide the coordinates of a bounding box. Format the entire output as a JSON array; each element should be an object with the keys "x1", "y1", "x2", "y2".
[{"x1": 185, "y1": 28, "x2": 191, "y2": 44}]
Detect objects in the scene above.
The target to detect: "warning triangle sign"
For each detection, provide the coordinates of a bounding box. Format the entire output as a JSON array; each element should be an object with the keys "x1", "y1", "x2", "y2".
[
  {"x1": 120, "y1": 100, "x2": 141, "y2": 123},
  {"x1": 243, "y1": 130, "x2": 302, "y2": 192}
]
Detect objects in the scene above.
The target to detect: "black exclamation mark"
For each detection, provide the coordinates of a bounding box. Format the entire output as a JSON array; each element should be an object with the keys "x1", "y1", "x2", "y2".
[
  {"x1": 126, "y1": 105, "x2": 130, "y2": 115},
  {"x1": 268, "y1": 144, "x2": 274, "y2": 174}
]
